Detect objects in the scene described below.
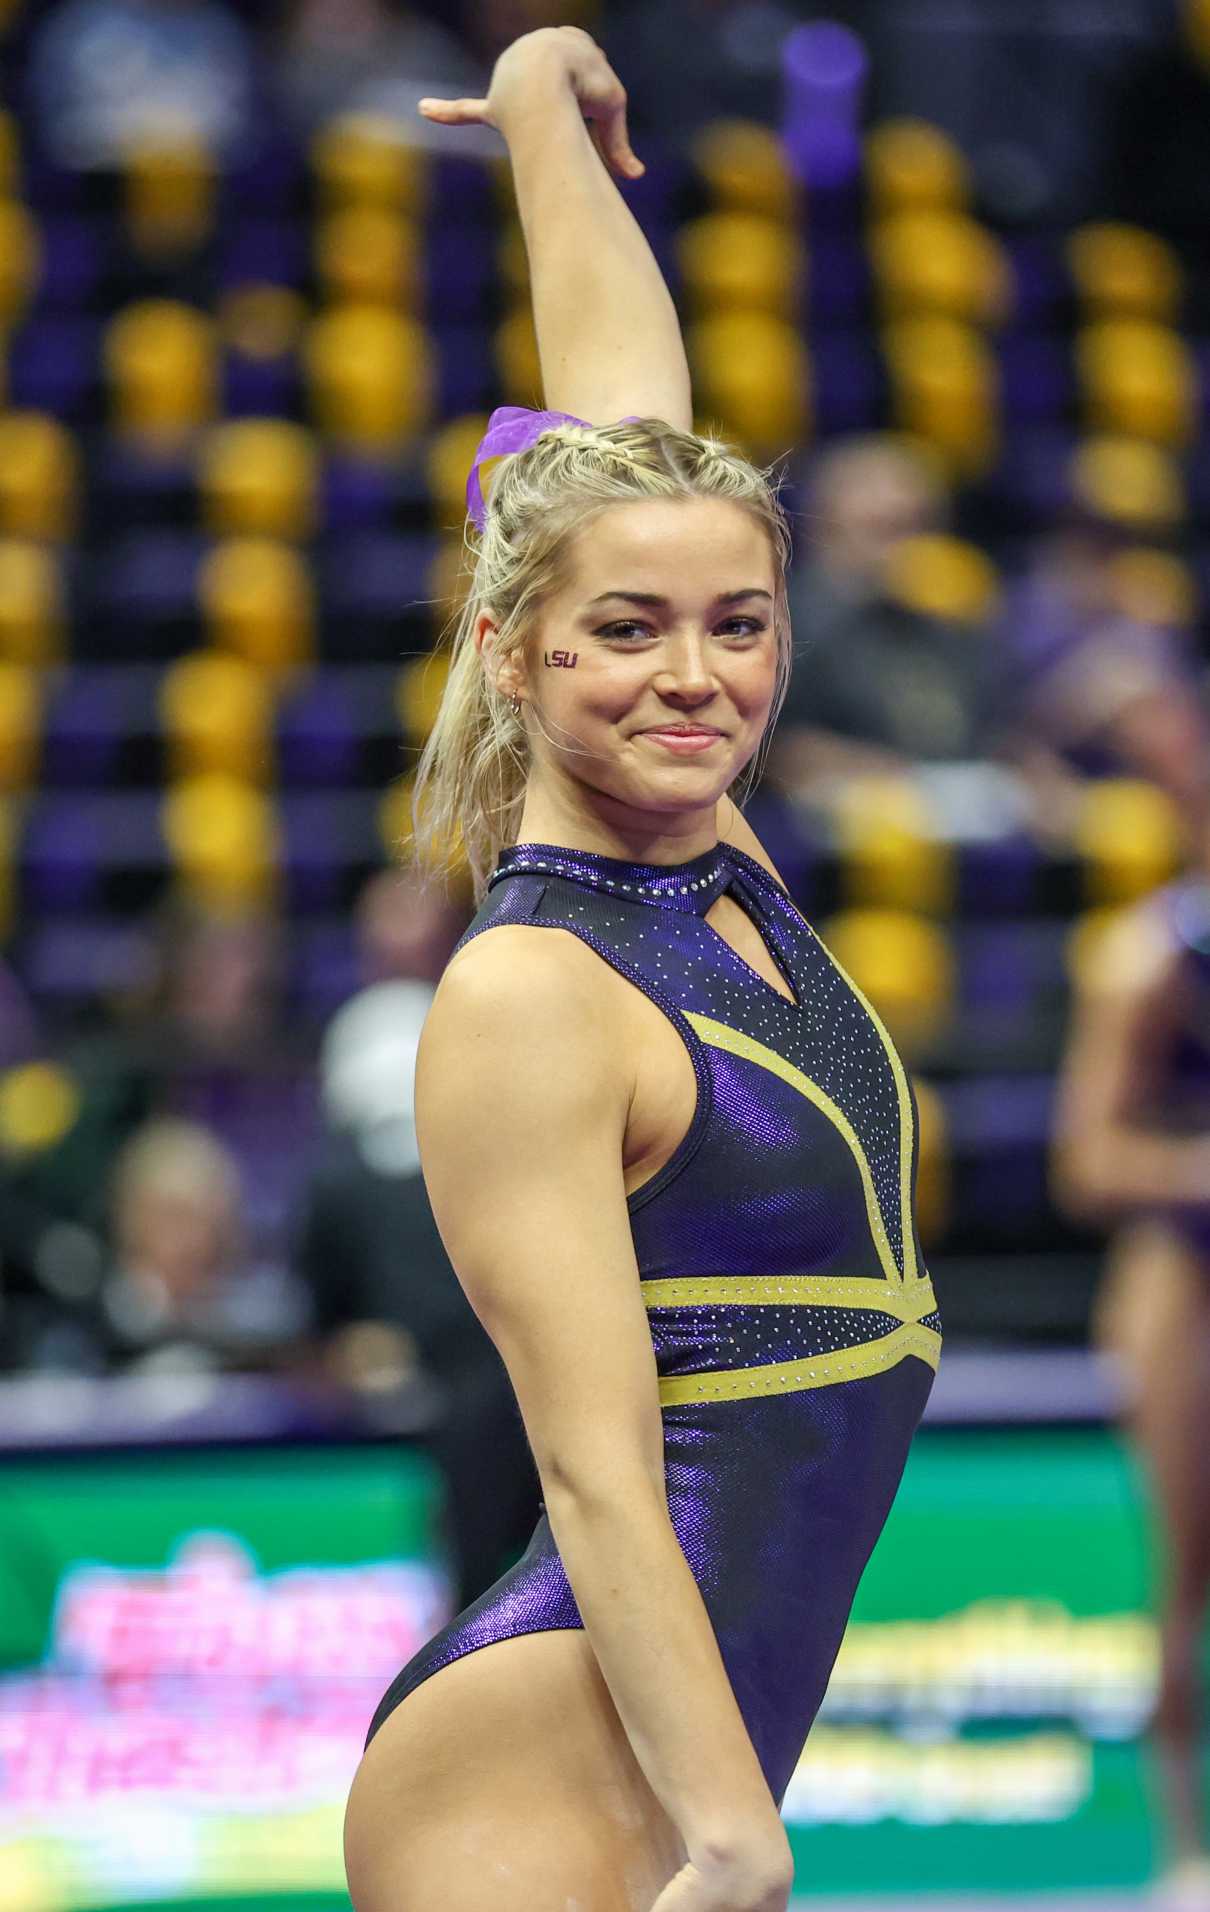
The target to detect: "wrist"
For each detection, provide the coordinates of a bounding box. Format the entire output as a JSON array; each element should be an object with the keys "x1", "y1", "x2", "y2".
[{"x1": 490, "y1": 38, "x2": 578, "y2": 137}]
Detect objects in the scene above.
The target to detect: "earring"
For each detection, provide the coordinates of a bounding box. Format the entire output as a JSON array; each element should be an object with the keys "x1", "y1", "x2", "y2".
[{"x1": 508, "y1": 691, "x2": 522, "y2": 716}]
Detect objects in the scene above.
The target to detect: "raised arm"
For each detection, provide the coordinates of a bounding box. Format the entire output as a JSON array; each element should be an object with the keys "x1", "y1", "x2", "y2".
[
  {"x1": 421, "y1": 27, "x2": 692, "y2": 430},
  {"x1": 415, "y1": 928, "x2": 792, "y2": 1907}
]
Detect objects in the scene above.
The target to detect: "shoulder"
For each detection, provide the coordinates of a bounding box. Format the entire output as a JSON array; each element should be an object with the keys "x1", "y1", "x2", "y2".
[{"x1": 716, "y1": 797, "x2": 792, "y2": 894}]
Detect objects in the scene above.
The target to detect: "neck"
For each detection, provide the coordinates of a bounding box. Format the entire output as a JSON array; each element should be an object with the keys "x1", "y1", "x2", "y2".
[{"x1": 513, "y1": 793, "x2": 725, "y2": 867}]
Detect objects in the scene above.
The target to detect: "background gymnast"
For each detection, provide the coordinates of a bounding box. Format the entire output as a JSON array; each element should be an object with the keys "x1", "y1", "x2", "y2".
[{"x1": 344, "y1": 23, "x2": 941, "y2": 1912}]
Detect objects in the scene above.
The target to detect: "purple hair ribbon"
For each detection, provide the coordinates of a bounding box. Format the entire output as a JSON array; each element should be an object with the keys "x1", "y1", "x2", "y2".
[{"x1": 465, "y1": 405, "x2": 640, "y2": 529}]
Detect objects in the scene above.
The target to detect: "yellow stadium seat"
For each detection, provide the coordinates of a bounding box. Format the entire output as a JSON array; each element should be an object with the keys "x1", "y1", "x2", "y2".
[
  {"x1": 1108, "y1": 548, "x2": 1196, "y2": 629},
  {"x1": 1076, "y1": 320, "x2": 1196, "y2": 447},
  {"x1": 0, "y1": 110, "x2": 21, "y2": 197},
  {"x1": 691, "y1": 119, "x2": 798, "y2": 221},
  {"x1": 123, "y1": 135, "x2": 215, "y2": 257},
  {"x1": 882, "y1": 316, "x2": 999, "y2": 476},
  {"x1": 0, "y1": 542, "x2": 64, "y2": 667},
  {"x1": 1067, "y1": 223, "x2": 1182, "y2": 325},
  {"x1": 314, "y1": 205, "x2": 421, "y2": 308},
  {"x1": 870, "y1": 212, "x2": 1010, "y2": 326},
  {"x1": 217, "y1": 283, "x2": 307, "y2": 360},
  {"x1": 911, "y1": 1075, "x2": 950, "y2": 1247},
  {"x1": 0, "y1": 414, "x2": 78, "y2": 542},
  {"x1": 396, "y1": 650, "x2": 451, "y2": 748},
  {"x1": 820, "y1": 907, "x2": 955, "y2": 1056},
  {"x1": 676, "y1": 213, "x2": 805, "y2": 321},
  {"x1": 105, "y1": 300, "x2": 217, "y2": 439},
  {"x1": 866, "y1": 119, "x2": 969, "y2": 215},
  {"x1": 304, "y1": 304, "x2": 433, "y2": 451},
  {"x1": 0, "y1": 661, "x2": 40, "y2": 791},
  {"x1": 159, "y1": 653, "x2": 275, "y2": 783},
  {"x1": 884, "y1": 533, "x2": 1000, "y2": 624},
  {"x1": 832, "y1": 775, "x2": 953, "y2": 915},
  {"x1": 0, "y1": 198, "x2": 40, "y2": 327},
  {"x1": 1073, "y1": 777, "x2": 1181, "y2": 905},
  {"x1": 426, "y1": 413, "x2": 490, "y2": 531},
  {"x1": 1069, "y1": 434, "x2": 1184, "y2": 534},
  {"x1": 494, "y1": 305, "x2": 542, "y2": 408},
  {"x1": 312, "y1": 114, "x2": 426, "y2": 217},
  {"x1": 687, "y1": 312, "x2": 811, "y2": 459},
  {"x1": 198, "y1": 419, "x2": 318, "y2": 541},
  {"x1": 497, "y1": 220, "x2": 529, "y2": 302},
  {"x1": 199, "y1": 539, "x2": 315, "y2": 680},
  {"x1": 162, "y1": 774, "x2": 280, "y2": 910},
  {"x1": 0, "y1": 1059, "x2": 80, "y2": 1155}
]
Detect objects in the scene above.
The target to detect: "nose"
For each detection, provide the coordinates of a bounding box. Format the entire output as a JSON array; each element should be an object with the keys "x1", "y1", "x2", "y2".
[{"x1": 651, "y1": 631, "x2": 717, "y2": 704}]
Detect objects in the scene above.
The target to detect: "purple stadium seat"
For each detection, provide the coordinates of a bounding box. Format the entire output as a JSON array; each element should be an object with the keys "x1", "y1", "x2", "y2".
[
  {"x1": 281, "y1": 791, "x2": 381, "y2": 911},
  {"x1": 806, "y1": 233, "x2": 870, "y2": 328},
  {"x1": 317, "y1": 533, "x2": 437, "y2": 660},
  {"x1": 91, "y1": 532, "x2": 204, "y2": 657},
  {"x1": 37, "y1": 214, "x2": 106, "y2": 311},
  {"x1": 290, "y1": 917, "x2": 361, "y2": 1021},
  {"x1": 218, "y1": 219, "x2": 308, "y2": 292},
  {"x1": 423, "y1": 222, "x2": 495, "y2": 327},
  {"x1": 41, "y1": 667, "x2": 162, "y2": 787},
  {"x1": 811, "y1": 331, "x2": 885, "y2": 435},
  {"x1": 93, "y1": 440, "x2": 196, "y2": 533},
  {"x1": 276, "y1": 673, "x2": 363, "y2": 787},
  {"x1": 1003, "y1": 236, "x2": 1071, "y2": 328},
  {"x1": 433, "y1": 323, "x2": 497, "y2": 420},
  {"x1": 997, "y1": 333, "x2": 1075, "y2": 426},
  {"x1": 19, "y1": 915, "x2": 153, "y2": 1010},
  {"x1": 6, "y1": 315, "x2": 100, "y2": 420},
  {"x1": 954, "y1": 828, "x2": 1044, "y2": 917},
  {"x1": 222, "y1": 343, "x2": 301, "y2": 420},
  {"x1": 21, "y1": 792, "x2": 167, "y2": 913}
]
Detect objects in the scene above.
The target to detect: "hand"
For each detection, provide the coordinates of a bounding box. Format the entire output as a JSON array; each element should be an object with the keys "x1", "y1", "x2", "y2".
[
  {"x1": 419, "y1": 25, "x2": 644, "y2": 181},
  {"x1": 651, "y1": 1836, "x2": 794, "y2": 1912}
]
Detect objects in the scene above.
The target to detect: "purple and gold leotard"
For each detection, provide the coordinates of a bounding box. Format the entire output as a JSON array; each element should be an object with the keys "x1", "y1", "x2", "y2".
[{"x1": 364, "y1": 836, "x2": 942, "y2": 1806}]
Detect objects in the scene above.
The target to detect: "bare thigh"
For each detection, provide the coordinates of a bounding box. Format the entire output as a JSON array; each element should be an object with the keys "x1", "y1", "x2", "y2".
[
  {"x1": 344, "y1": 1629, "x2": 687, "y2": 1912},
  {"x1": 1095, "y1": 1220, "x2": 1210, "y2": 1592}
]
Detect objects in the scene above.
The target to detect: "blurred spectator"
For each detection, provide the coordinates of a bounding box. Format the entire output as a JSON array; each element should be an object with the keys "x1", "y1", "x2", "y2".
[
  {"x1": 292, "y1": 861, "x2": 539, "y2": 1607},
  {"x1": 0, "y1": 899, "x2": 309, "y2": 1371},
  {"x1": 274, "y1": 0, "x2": 484, "y2": 142},
  {"x1": 26, "y1": 0, "x2": 258, "y2": 169},
  {"x1": 993, "y1": 512, "x2": 1210, "y2": 832},
  {"x1": 96, "y1": 1117, "x2": 309, "y2": 1375},
  {"x1": 768, "y1": 434, "x2": 996, "y2": 795}
]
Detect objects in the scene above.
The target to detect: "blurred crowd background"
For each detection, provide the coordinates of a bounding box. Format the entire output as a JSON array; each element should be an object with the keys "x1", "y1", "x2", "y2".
[{"x1": 0, "y1": 0, "x2": 1208, "y2": 1607}]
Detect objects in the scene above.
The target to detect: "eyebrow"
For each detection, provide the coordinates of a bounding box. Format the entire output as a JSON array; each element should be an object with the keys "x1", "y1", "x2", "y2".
[{"x1": 584, "y1": 588, "x2": 774, "y2": 609}]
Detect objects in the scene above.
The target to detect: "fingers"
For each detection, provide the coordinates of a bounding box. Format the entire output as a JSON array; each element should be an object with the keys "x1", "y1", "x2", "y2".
[
  {"x1": 600, "y1": 104, "x2": 644, "y2": 179},
  {"x1": 418, "y1": 97, "x2": 493, "y2": 126}
]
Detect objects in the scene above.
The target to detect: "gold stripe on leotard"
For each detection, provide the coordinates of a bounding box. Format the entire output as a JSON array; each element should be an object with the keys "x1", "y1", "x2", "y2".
[
  {"x1": 811, "y1": 929, "x2": 920, "y2": 1283},
  {"x1": 642, "y1": 1272, "x2": 937, "y2": 1321},
  {"x1": 685, "y1": 1012, "x2": 905, "y2": 1288},
  {"x1": 657, "y1": 1320, "x2": 942, "y2": 1407}
]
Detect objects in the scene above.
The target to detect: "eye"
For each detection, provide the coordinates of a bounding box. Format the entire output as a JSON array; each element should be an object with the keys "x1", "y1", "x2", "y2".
[
  {"x1": 718, "y1": 617, "x2": 766, "y2": 637},
  {"x1": 596, "y1": 619, "x2": 654, "y2": 640}
]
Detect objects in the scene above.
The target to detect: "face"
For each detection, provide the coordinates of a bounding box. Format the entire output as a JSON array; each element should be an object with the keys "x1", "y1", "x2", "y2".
[
  {"x1": 820, "y1": 454, "x2": 941, "y2": 593},
  {"x1": 481, "y1": 498, "x2": 779, "y2": 842}
]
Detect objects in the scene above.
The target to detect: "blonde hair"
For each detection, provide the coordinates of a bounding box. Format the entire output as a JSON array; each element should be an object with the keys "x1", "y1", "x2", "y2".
[{"x1": 410, "y1": 416, "x2": 794, "y2": 905}]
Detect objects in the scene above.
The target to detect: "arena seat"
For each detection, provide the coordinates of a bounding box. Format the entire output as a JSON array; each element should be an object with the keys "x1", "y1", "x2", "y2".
[
  {"x1": 317, "y1": 532, "x2": 437, "y2": 658},
  {"x1": 882, "y1": 315, "x2": 998, "y2": 475},
  {"x1": 159, "y1": 652, "x2": 275, "y2": 782},
  {"x1": 198, "y1": 538, "x2": 316, "y2": 680},
  {"x1": 277, "y1": 665, "x2": 400, "y2": 789},
  {"x1": 281, "y1": 790, "x2": 380, "y2": 910},
  {"x1": 198, "y1": 419, "x2": 318, "y2": 541},
  {"x1": 105, "y1": 300, "x2": 218, "y2": 440},
  {"x1": 883, "y1": 532, "x2": 1001, "y2": 625},
  {"x1": 0, "y1": 542, "x2": 64, "y2": 668},
  {"x1": 686, "y1": 311, "x2": 810, "y2": 457},
  {"x1": 312, "y1": 113, "x2": 427, "y2": 219},
  {"x1": 41, "y1": 667, "x2": 160, "y2": 787},
  {"x1": 396, "y1": 650, "x2": 450, "y2": 749},
  {"x1": 426, "y1": 413, "x2": 491, "y2": 532},
  {"x1": 1068, "y1": 433, "x2": 1185, "y2": 536},
  {"x1": 0, "y1": 198, "x2": 40, "y2": 329},
  {"x1": 691, "y1": 119, "x2": 798, "y2": 221},
  {"x1": 0, "y1": 661, "x2": 39, "y2": 792},
  {"x1": 6, "y1": 313, "x2": 100, "y2": 420},
  {"x1": 90, "y1": 530, "x2": 203, "y2": 657},
  {"x1": 869, "y1": 212, "x2": 1010, "y2": 327},
  {"x1": 1073, "y1": 778, "x2": 1182, "y2": 905},
  {"x1": 303, "y1": 304, "x2": 434, "y2": 451},
  {"x1": 0, "y1": 412, "x2": 79, "y2": 542},
  {"x1": 122, "y1": 135, "x2": 215, "y2": 260},
  {"x1": 865, "y1": 118, "x2": 970, "y2": 216},
  {"x1": 314, "y1": 204, "x2": 421, "y2": 308},
  {"x1": 493, "y1": 304, "x2": 541, "y2": 407},
  {"x1": 1067, "y1": 222, "x2": 1183, "y2": 325},
  {"x1": 818, "y1": 906, "x2": 955, "y2": 1056},
  {"x1": 676, "y1": 213, "x2": 804, "y2": 321},
  {"x1": 217, "y1": 283, "x2": 307, "y2": 422},
  {"x1": 162, "y1": 773, "x2": 280, "y2": 910},
  {"x1": 831, "y1": 775, "x2": 953, "y2": 915},
  {"x1": 1075, "y1": 319, "x2": 1197, "y2": 447}
]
